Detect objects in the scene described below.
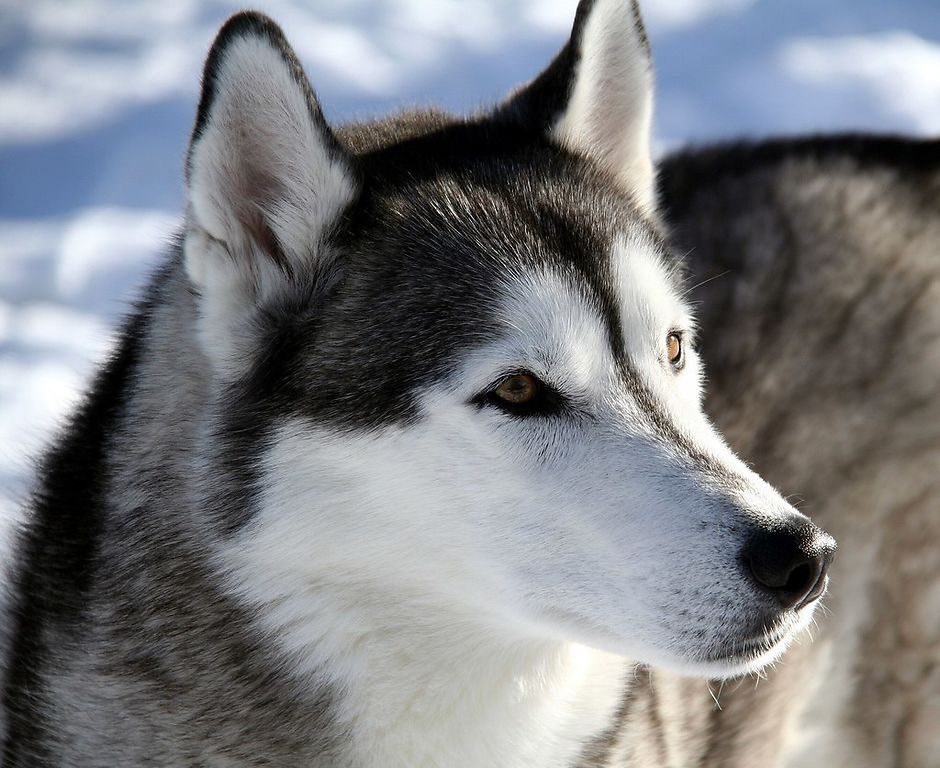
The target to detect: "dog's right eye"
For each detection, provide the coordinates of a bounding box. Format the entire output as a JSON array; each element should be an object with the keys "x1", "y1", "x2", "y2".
[
  {"x1": 495, "y1": 373, "x2": 541, "y2": 405},
  {"x1": 472, "y1": 372, "x2": 562, "y2": 417}
]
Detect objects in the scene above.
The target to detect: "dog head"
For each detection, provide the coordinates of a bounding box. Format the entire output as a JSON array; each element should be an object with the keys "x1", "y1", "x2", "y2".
[{"x1": 183, "y1": 0, "x2": 835, "y2": 678}]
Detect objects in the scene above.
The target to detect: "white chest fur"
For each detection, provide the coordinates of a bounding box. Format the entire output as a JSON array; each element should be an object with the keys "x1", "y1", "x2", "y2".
[
  {"x1": 220, "y1": 424, "x2": 631, "y2": 767},
  {"x1": 223, "y1": 542, "x2": 627, "y2": 768},
  {"x1": 332, "y1": 631, "x2": 629, "y2": 768}
]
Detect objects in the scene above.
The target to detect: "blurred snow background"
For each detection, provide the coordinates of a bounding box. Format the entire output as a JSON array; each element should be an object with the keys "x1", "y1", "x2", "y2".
[{"x1": 1, "y1": 0, "x2": 939, "y2": 537}]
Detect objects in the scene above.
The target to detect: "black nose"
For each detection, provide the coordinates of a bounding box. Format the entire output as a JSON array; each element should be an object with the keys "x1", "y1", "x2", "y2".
[{"x1": 742, "y1": 523, "x2": 836, "y2": 610}]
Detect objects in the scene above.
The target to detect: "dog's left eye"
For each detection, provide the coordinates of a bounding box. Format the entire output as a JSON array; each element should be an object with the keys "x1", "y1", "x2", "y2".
[{"x1": 666, "y1": 332, "x2": 683, "y2": 367}]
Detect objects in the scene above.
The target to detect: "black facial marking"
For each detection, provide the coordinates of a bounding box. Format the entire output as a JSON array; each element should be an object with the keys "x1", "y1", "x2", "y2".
[
  {"x1": 532, "y1": 203, "x2": 629, "y2": 362},
  {"x1": 225, "y1": 117, "x2": 661, "y2": 434}
]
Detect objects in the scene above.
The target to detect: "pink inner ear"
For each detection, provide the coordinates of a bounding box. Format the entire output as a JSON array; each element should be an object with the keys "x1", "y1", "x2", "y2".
[
  {"x1": 186, "y1": 20, "x2": 358, "y2": 299},
  {"x1": 232, "y1": 164, "x2": 293, "y2": 277}
]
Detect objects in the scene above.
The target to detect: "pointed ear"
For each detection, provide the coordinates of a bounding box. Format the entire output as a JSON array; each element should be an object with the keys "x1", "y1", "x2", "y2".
[
  {"x1": 498, "y1": 0, "x2": 656, "y2": 212},
  {"x1": 184, "y1": 12, "x2": 356, "y2": 376}
]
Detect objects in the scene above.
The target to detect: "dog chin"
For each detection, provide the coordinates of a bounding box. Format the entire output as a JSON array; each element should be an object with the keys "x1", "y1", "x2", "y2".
[
  {"x1": 689, "y1": 633, "x2": 795, "y2": 679},
  {"x1": 665, "y1": 608, "x2": 818, "y2": 680}
]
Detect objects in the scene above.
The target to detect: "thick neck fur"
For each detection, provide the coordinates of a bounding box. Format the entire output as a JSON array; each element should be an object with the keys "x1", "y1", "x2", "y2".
[{"x1": 250, "y1": 582, "x2": 630, "y2": 768}]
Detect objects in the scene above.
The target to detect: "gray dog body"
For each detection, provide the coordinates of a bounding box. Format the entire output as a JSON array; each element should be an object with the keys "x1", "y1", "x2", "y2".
[{"x1": 3, "y1": 2, "x2": 933, "y2": 766}]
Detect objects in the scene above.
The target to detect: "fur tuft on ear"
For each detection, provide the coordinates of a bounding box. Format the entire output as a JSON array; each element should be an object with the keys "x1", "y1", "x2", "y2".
[
  {"x1": 184, "y1": 12, "x2": 356, "y2": 377},
  {"x1": 498, "y1": 0, "x2": 656, "y2": 212}
]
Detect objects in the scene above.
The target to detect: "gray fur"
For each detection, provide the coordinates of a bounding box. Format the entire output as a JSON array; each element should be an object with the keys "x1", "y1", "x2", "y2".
[
  {"x1": 4, "y1": 262, "x2": 348, "y2": 765},
  {"x1": 583, "y1": 137, "x2": 940, "y2": 767},
  {"x1": 4, "y1": 5, "x2": 936, "y2": 767}
]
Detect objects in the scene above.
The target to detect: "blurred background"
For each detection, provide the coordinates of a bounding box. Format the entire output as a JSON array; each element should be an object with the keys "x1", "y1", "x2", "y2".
[{"x1": 1, "y1": 0, "x2": 939, "y2": 529}]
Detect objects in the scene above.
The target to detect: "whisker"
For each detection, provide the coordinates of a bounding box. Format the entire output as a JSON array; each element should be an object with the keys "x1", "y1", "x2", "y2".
[
  {"x1": 681, "y1": 269, "x2": 732, "y2": 299},
  {"x1": 707, "y1": 681, "x2": 724, "y2": 711}
]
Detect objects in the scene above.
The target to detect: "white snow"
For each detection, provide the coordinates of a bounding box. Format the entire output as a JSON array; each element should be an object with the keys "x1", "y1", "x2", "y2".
[
  {"x1": 781, "y1": 32, "x2": 940, "y2": 134},
  {"x1": 1, "y1": 0, "x2": 938, "y2": 534},
  {"x1": 0, "y1": 209, "x2": 177, "y2": 522}
]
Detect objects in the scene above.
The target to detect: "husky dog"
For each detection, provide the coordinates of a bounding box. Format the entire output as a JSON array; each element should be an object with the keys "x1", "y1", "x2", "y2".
[{"x1": 0, "y1": 1, "x2": 847, "y2": 766}]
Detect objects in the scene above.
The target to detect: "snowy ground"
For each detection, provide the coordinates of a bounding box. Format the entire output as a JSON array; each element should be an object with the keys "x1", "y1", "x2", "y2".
[{"x1": 2, "y1": 0, "x2": 939, "y2": 536}]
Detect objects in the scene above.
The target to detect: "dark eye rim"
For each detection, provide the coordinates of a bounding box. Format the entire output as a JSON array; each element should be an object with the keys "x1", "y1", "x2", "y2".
[
  {"x1": 471, "y1": 371, "x2": 566, "y2": 417},
  {"x1": 667, "y1": 330, "x2": 685, "y2": 370}
]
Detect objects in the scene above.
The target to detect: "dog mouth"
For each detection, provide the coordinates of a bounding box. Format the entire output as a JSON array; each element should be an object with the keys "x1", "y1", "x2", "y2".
[
  {"x1": 706, "y1": 628, "x2": 789, "y2": 662},
  {"x1": 690, "y1": 564, "x2": 832, "y2": 675},
  {"x1": 692, "y1": 618, "x2": 798, "y2": 676}
]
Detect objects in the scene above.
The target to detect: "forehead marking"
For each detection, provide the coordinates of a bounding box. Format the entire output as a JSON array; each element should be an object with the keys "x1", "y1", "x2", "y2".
[{"x1": 534, "y1": 230, "x2": 741, "y2": 489}]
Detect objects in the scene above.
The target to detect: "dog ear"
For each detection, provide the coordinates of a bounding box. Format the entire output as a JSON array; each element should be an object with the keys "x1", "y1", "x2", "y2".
[
  {"x1": 498, "y1": 0, "x2": 656, "y2": 212},
  {"x1": 184, "y1": 12, "x2": 356, "y2": 376}
]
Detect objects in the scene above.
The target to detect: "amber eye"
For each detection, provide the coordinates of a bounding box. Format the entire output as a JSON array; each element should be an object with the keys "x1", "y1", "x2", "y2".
[
  {"x1": 666, "y1": 333, "x2": 683, "y2": 366},
  {"x1": 495, "y1": 373, "x2": 541, "y2": 405}
]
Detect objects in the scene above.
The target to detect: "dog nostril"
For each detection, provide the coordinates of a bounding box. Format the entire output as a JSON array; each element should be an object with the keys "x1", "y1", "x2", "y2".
[
  {"x1": 784, "y1": 561, "x2": 812, "y2": 593},
  {"x1": 743, "y1": 526, "x2": 835, "y2": 611},
  {"x1": 796, "y1": 546, "x2": 833, "y2": 610}
]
